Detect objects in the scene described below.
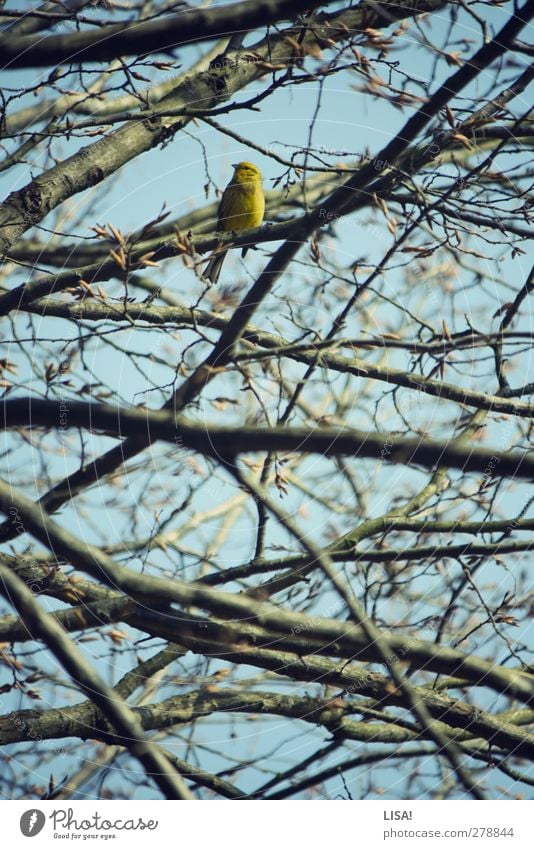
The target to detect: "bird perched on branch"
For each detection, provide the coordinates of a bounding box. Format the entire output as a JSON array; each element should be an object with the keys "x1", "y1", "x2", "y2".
[{"x1": 203, "y1": 161, "x2": 265, "y2": 284}]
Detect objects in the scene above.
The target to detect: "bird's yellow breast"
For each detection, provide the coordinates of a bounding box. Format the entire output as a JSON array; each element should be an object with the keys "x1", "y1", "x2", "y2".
[{"x1": 221, "y1": 188, "x2": 264, "y2": 231}]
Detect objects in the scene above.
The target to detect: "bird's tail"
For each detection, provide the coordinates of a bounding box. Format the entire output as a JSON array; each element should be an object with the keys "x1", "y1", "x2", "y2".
[{"x1": 204, "y1": 249, "x2": 227, "y2": 284}]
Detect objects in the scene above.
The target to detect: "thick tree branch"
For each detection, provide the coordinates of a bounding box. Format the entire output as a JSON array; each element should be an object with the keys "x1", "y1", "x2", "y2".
[
  {"x1": 0, "y1": 486, "x2": 532, "y2": 706},
  {"x1": 1, "y1": 0, "x2": 329, "y2": 68},
  {"x1": 0, "y1": 561, "x2": 194, "y2": 799},
  {"x1": 2, "y1": 397, "x2": 533, "y2": 475}
]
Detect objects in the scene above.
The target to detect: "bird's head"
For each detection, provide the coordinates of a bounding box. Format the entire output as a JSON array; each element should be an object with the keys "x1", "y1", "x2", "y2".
[{"x1": 232, "y1": 162, "x2": 262, "y2": 184}]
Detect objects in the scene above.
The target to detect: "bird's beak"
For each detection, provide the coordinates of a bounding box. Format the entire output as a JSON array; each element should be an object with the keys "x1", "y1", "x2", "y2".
[{"x1": 232, "y1": 163, "x2": 239, "y2": 168}]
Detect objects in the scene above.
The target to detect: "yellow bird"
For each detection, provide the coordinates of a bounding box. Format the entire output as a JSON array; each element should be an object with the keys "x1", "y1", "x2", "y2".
[{"x1": 204, "y1": 161, "x2": 265, "y2": 284}]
